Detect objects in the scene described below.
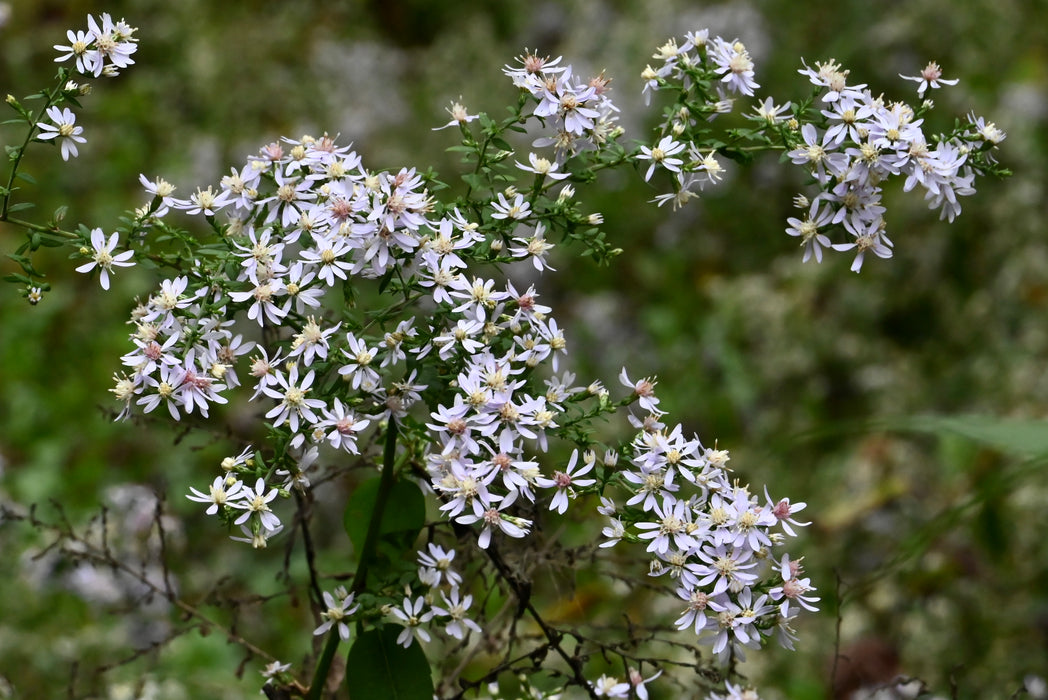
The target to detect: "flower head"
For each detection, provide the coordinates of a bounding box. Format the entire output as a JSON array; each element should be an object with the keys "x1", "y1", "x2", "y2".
[
  {"x1": 37, "y1": 106, "x2": 86, "y2": 161},
  {"x1": 74, "y1": 228, "x2": 135, "y2": 289}
]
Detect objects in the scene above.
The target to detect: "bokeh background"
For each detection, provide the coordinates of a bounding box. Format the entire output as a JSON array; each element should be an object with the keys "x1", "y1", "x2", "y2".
[{"x1": 1, "y1": 0, "x2": 1047, "y2": 698}]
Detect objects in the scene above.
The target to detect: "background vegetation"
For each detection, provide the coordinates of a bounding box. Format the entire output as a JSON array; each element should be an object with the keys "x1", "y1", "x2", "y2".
[{"x1": 1, "y1": 0, "x2": 1046, "y2": 697}]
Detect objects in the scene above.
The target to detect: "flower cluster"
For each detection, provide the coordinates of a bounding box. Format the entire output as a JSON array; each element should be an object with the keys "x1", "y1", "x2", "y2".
[
  {"x1": 638, "y1": 33, "x2": 1007, "y2": 271},
  {"x1": 381, "y1": 543, "x2": 482, "y2": 648},
  {"x1": 783, "y1": 59, "x2": 1005, "y2": 270},
  {"x1": 597, "y1": 375, "x2": 817, "y2": 662},
  {"x1": 3, "y1": 15, "x2": 1006, "y2": 698},
  {"x1": 53, "y1": 12, "x2": 138, "y2": 78},
  {"x1": 504, "y1": 49, "x2": 621, "y2": 161}
]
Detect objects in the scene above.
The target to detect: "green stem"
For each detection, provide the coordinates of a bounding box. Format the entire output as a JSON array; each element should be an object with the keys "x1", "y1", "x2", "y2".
[
  {"x1": 4, "y1": 216, "x2": 79, "y2": 238},
  {"x1": 304, "y1": 419, "x2": 399, "y2": 700},
  {"x1": 351, "y1": 418, "x2": 400, "y2": 596},
  {"x1": 2, "y1": 76, "x2": 65, "y2": 221}
]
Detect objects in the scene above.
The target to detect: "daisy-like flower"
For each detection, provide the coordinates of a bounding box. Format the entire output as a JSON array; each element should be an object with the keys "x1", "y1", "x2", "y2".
[
  {"x1": 619, "y1": 368, "x2": 662, "y2": 414},
  {"x1": 535, "y1": 449, "x2": 596, "y2": 514},
  {"x1": 186, "y1": 475, "x2": 244, "y2": 515},
  {"x1": 53, "y1": 29, "x2": 96, "y2": 74},
  {"x1": 231, "y1": 477, "x2": 282, "y2": 532},
  {"x1": 708, "y1": 37, "x2": 759, "y2": 96},
  {"x1": 315, "y1": 398, "x2": 371, "y2": 453},
  {"x1": 636, "y1": 135, "x2": 685, "y2": 181},
  {"x1": 433, "y1": 100, "x2": 479, "y2": 130},
  {"x1": 417, "y1": 543, "x2": 463, "y2": 588},
  {"x1": 138, "y1": 173, "x2": 178, "y2": 216},
  {"x1": 900, "y1": 61, "x2": 958, "y2": 98},
  {"x1": 592, "y1": 675, "x2": 630, "y2": 698},
  {"x1": 313, "y1": 588, "x2": 359, "y2": 640},
  {"x1": 768, "y1": 554, "x2": 820, "y2": 617},
  {"x1": 391, "y1": 596, "x2": 435, "y2": 648},
  {"x1": 263, "y1": 366, "x2": 325, "y2": 432},
  {"x1": 490, "y1": 192, "x2": 531, "y2": 220},
  {"x1": 261, "y1": 660, "x2": 292, "y2": 683},
  {"x1": 785, "y1": 200, "x2": 834, "y2": 263},
  {"x1": 75, "y1": 228, "x2": 135, "y2": 289},
  {"x1": 430, "y1": 587, "x2": 482, "y2": 640},
  {"x1": 36, "y1": 106, "x2": 86, "y2": 161},
  {"x1": 515, "y1": 152, "x2": 570, "y2": 180},
  {"x1": 751, "y1": 96, "x2": 791, "y2": 125}
]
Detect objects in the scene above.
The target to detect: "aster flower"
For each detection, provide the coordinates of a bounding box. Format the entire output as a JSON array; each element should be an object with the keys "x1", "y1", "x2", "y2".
[
  {"x1": 430, "y1": 587, "x2": 481, "y2": 640},
  {"x1": 751, "y1": 96, "x2": 791, "y2": 125},
  {"x1": 231, "y1": 477, "x2": 282, "y2": 532},
  {"x1": 313, "y1": 588, "x2": 359, "y2": 640},
  {"x1": 53, "y1": 29, "x2": 96, "y2": 74},
  {"x1": 708, "y1": 37, "x2": 759, "y2": 96},
  {"x1": 636, "y1": 135, "x2": 685, "y2": 181},
  {"x1": 75, "y1": 228, "x2": 135, "y2": 290},
  {"x1": 433, "y1": 100, "x2": 479, "y2": 130},
  {"x1": 36, "y1": 106, "x2": 86, "y2": 161},
  {"x1": 900, "y1": 61, "x2": 958, "y2": 97},
  {"x1": 535, "y1": 449, "x2": 596, "y2": 514},
  {"x1": 186, "y1": 475, "x2": 245, "y2": 515},
  {"x1": 515, "y1": 152, "x2": 570, "y2": 180},
  {"x1": 490, "y1": 192, "x2": 531, "y2": 220},
  {"x1": 391, "y1": 596, "x2": 434, "y2": 648},
  {"x1": 592, "y1": 675, "x2": 630, "y2": 698}
]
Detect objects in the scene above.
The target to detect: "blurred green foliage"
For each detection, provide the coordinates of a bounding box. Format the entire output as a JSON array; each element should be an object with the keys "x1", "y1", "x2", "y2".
[{"x1": 1, "y1": 0, "x2": 1047, "y2": 698}]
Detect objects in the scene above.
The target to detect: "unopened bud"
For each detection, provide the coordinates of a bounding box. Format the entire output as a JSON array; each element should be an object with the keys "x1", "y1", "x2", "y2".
[
  {"x1": 557, "y1": 184, "x2": 575, "y2": 203},
  {"x1": 490, "y1": 238, "x2": 504, "y2": 253},
  {"x1": 5, "y1": 94, "x2": 16, "y2": 105}
]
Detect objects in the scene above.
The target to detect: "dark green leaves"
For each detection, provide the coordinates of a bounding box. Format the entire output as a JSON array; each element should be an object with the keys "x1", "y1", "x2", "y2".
[
  {"x1": 345, "y1": 626, "x2": 433, "y2": 700},
  {"x1": 343, "y1": 475, "x2": 425, "y2": 555}
]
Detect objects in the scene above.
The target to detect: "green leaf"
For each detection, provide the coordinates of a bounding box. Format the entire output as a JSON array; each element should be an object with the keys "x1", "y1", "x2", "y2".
[
  {"x1": 7, "y1": 201, "x2": 34, "y2": 213},
  {"x1": 15, "y1": 171, "x2": 37, "y2": 185},
  {"x1": 345, "y1": 626, "x2": 433, "y2": 700},
  {"x1": 896, "y1": 415, "x2": 1048, "y2": 458},
  {"x1": 343, "y1": 476, "x2": 426, "y2": 554}
]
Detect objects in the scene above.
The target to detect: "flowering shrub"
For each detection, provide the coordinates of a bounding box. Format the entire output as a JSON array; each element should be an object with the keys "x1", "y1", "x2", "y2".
[{"x1": 0, "y1": 12, "x2": 1008, "y2": 700}]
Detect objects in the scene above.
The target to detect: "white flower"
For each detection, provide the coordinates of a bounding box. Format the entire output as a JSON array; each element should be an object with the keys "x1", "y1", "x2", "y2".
[
  {"x1": 515, "y1": 152, "x2": 570, "y2": 180},
  {"x1": 490, "y1": 192, "x2": 531, "y2": 220},
  {"x1": 636, "y1": 135, "x2": 685, "y2": 181},
  {"x1": 37, "y1": 106, "x2": 86, "y2": 161},
  {"x1": 313, "y1": 588, "x2": 359, "y2": 640},
  {"x1": 186, "y1": 475, "x2": 244, "y2": 515},
  {"x1": 231, "y1": 477, "x2": 282, "y2": 532},
  {"x1": 535, "y1": 449, "x2": 596, "y2": 514},
  {"x1": 900, "y1": 61, "x2": 958, "y2": 98},
  {"x1": 74, "y1": 228, "x2": 135, "y2": 289},
  {"x1": 53, "y1": 29, "x2": 96, "y2": 74},
  {"x1": 433, "y1": 100, "x2": 479, "y2": 130},
  {"x1": 391, "y1": 596, "x2": 434, "y2": 648}
]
